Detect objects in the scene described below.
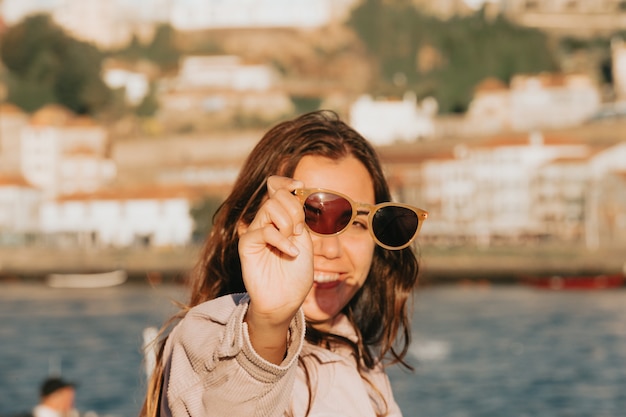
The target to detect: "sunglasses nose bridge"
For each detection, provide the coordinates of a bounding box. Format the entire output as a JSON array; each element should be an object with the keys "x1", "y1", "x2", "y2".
[{"x1": 354, "y1": 201, "x2": 374, "y2": 213}]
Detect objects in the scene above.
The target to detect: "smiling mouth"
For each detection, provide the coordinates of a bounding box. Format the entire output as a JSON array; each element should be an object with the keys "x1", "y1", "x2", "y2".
[{"x1": 314, "y1": 271, "x2": 340, "y2": 284}]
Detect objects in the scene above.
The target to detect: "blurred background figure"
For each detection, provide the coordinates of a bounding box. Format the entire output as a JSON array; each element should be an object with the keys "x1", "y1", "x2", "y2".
[{"x1": 32, "y1": 377, "x2": 78, "y2": 417}]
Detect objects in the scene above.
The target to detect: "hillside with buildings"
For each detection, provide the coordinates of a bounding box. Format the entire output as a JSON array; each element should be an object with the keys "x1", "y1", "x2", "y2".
[{"x1": 1, "y1": 0, "x2": 626, "y2": 279}]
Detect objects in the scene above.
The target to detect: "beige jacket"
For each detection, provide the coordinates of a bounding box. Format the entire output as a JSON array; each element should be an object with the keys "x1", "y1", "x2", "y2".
[{"x1": 160, "y1": 294, "x2": 403, "y2": 417}]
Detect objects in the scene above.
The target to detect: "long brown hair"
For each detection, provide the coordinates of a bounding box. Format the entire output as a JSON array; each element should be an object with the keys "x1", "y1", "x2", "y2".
[{"x1": 141, "y1": 110, "x2": 420, "y2": 417}]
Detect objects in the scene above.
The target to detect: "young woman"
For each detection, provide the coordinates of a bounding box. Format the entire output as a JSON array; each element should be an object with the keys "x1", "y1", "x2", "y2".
[{"x1": 141, "y1": 110, "x2": 428, "y2": 417}]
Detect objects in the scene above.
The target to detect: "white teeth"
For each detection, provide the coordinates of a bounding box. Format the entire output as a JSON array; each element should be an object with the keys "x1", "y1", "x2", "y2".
[{"x1": 314, "y1": 272, "x2": 340, "y2": 283}]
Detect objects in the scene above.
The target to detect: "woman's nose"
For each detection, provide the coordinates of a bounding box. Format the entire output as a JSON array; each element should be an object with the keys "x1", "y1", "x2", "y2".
[{"x1": 312, "y1": 233, "x2": 342, "y2": 259}]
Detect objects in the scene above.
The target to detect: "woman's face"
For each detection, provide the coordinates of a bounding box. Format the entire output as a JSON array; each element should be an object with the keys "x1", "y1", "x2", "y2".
[
  {"x1": 46, "y1": 387, "x2": 75, "y2": 412},
  {"x1": 293, "y1": 154, "x2": 376, "y2": 330}
]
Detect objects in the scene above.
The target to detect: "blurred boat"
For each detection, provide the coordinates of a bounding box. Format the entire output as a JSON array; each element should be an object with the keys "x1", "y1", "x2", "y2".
[
  {"x1": 522, "y1": 273, "x2": 624, "y2": 290},
  {"x1": 46, "y1": 270, "x2": 127, "y2": 288}
]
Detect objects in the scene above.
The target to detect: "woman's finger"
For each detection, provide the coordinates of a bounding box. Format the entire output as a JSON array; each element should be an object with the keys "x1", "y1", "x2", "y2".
[
  {"x1": 247, "y1": 197, "x2": 296, "y2": 238},
  {"x1": 247, "y1": 178, "x2": 305, "y2": 237},
  {"x1": 271, "y1": 188, "x2": 305, "y2": 236},
  {"x1": 240, "y1": 224, "x2": 301, "y2": 257},
  {"x1": 266, "y1": 175, "x2": 303, "y2": 197}
]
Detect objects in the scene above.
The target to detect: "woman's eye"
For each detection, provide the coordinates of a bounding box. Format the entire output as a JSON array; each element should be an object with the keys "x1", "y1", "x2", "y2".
[{"x1": 351, "y1": 219, "x2": 368, "y2": 230}]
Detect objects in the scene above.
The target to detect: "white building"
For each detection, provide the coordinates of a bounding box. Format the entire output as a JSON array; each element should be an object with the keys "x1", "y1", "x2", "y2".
[
  {"x1": 103, "y1": 67, "x2": 151, "y2": 105},
  {"x1": 419, "y1": 132, "x2": 590, "y2": 243},
  {"x1": 20, "y1": 105, "x2": 116, "y2": 199},
  {"x1": 349, "y1": 93, "x2": 437, "y2": 146},
  {"x1": 531, "y1": 155, "x2": 590, "y2": 241},
  {"x1": 159, "y1": 55, "x2": 293, "y2": 122},
  {"x1": 592, "y1": 170, "x2": 626, "y2": 248},
  {"x1": 0, "y1": 174, "x2": 42, "y2": 239},
  {"x1": 39, "y1": 186, "x2": 195, "y2": 248},
  {"x1": 176, "y1": 55, "x2": 278, "y2": 91},
  {"x1": 588, "y1": 142, "x2": 626, "y2": 180},
  {"x1": 464, "y1": 77, "x2": 510, "y2": 134},
  {"x1": 466, "y1": 72, "x2": 601, "y2": 133},
  {"x1": 0, "y1": 103, "x2": 29, "y2": 174},
  {"x1": 510, "y1": 73, "x2": 601, "y2": 131},
  {"x1": 583, "y1": 142, "x2": 626, "y2": 249}
]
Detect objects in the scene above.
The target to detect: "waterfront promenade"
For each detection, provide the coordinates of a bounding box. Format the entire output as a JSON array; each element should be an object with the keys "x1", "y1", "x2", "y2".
[{"x1": 0, "y1": 244, "x2": 624, "y2": 284}]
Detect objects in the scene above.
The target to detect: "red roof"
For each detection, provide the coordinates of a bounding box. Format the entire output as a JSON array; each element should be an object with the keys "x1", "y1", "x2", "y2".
[
  {"x1": 474, "y1": 77, "x2": 508, "y2": 94},
  {"x1": 0, "y1": 174, "x2": 35, "y2": 188},
  {"x1": 0, "y1": 102, "x2": 26, "y2": 115}
]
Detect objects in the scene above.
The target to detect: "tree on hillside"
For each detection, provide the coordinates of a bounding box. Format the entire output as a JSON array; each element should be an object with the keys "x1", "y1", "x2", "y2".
[
  {"x1": 116, "y1": 34, "x2": 145, "y2": 62},
  {"x1": 348, "y1": 0, "x2": 558, "y2": 113},
  {"x1": 145, "y1": 24, "x2": 181, "y2": 73},
  {"x1": 0, "y1": 13, "x2": 112, "y2": 114},
  {"x1": 111, "y1": 23, "x2": 182, "y2": 73}
]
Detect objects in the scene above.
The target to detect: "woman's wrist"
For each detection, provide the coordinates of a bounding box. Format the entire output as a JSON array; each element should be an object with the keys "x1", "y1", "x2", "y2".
[{"x1": 244, "y1": 306, "x2": 293, "y2": 364}]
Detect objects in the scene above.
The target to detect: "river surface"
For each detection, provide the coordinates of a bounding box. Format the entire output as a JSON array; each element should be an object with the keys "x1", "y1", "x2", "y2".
[{"x1": 1, "y1": 282, "x2": 625, "y2": 417}]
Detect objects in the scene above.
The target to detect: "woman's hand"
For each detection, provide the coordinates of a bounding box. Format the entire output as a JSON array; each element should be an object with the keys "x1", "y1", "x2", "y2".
[{"x1": 238, "y1": 176, "x2": 313, "y2": 363}]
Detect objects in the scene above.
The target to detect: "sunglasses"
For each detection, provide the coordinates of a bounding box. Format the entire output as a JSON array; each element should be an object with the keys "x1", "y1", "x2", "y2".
[{"x1": 293, "y1": 188, "x2": 428, "y2": 250}]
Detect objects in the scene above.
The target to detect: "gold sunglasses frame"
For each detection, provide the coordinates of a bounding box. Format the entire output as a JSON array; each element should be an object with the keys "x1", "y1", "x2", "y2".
[{"x1": 293, "y1": 188, "x2": 428, "y2": 250}]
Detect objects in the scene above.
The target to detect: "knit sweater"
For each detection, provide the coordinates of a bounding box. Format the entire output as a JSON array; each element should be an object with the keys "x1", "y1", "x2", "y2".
[{"x1": 160, "y1": 294, "x2": 402, "y2": 417}]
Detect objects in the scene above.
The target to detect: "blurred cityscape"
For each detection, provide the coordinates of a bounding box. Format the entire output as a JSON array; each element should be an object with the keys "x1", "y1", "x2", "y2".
[{"x1": 1, "y1": 0, "x2": 626, "y2": 277}]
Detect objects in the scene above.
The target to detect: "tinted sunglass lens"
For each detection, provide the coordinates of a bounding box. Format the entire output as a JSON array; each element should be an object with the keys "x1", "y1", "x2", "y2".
[
  {"x1": 304, "y1": 192, "x2": 353, "y2": 235},
  {"x1": 372, "y1": 206, "x2": 419, "y2": 248}
]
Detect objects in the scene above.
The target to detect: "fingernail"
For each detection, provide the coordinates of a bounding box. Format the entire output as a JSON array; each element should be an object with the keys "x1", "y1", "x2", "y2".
[
  {"x1": 295, "y1": 222, "x2": 304, "y2": 235},
  {"x1": 289, "y1": 244, "x2": 300, "y2": 257}
]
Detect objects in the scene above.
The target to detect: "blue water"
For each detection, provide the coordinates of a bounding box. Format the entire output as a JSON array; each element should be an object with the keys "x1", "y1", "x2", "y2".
[
  {"x1": 1, "y1": 282, "x2": 625, "y2": 417},
  {"x1": 389, "y1": 286, "x2": 626, "y2": 417},
  {"x1": 0, "y1": 283, "x2": 186, "y2": 417}
]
